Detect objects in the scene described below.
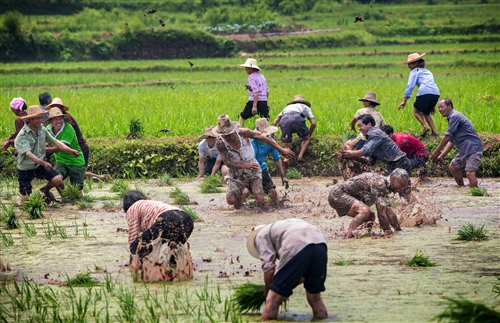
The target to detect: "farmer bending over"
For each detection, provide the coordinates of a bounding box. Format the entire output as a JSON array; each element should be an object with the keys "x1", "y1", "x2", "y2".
[
  {"x1": 272, "y1": 95, "x2": 316, "y2": 163},
  {"x1": 195, "y1": 126, "x2": 224, "y2": 182},
  {"x1": 431, "y1": 98, "x2": 483, "y2": 187},
  {"x1": 123, "y1": 190, "x2": 194, "y2": 282},
  {"x1": 14, "y1": 106, "x2": 80, "y2": 204},
  {"x1": 212, "y1": 114, "x2": 294, "y2": 209},
  {"x1": 328, "y1": 169, "x2": 409, "y2": 239},
  {"x1": 247, "y1": 218, "x2": 328, "y2": 321}
]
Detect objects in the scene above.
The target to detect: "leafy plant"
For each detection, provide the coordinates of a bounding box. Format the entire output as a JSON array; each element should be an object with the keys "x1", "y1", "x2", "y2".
[
  {"x1": 60, "y1": 184, "x2": 82, "y2": 204},
  {"x1": 22, "y1": 221, "x2": 37, "y2": 237},
  {"x1": 0, "y1": 231, "x2": 14, "y2": 247},
  {"x1": 470, "y1": 187, "x2": 488, "y2": 196},
  {"x1": 455, "y1": 223, "x2": 489, "y2": 241},
  {"x1": 1, "y1": 202, "x2": 19, "y2": 229},
  {"x1": 126, "y1": 118, "x2": 143, "y2": 139},
  {"x1": 77, "y1": 200, "x2": 93, "y2": 210},
  {"x1": 493, "y1": 276, "x2": 500, "y2": 298},
  {"x1": 181, "y1": 206, "x2": 201, "y2": 222},
  {"x1": 65, "y1": 272, "x2": 101, "y2": 287},
  {"x1": 200, "y1": 174, "x2": 223, "y2": 193},
  {"x1": 286, "y1": 167, "x2": 302, "y2": 179},
  {"x1": 159, "y1": 173, "x2": 174, "y2": 186},
  {"x1": 102, "y1": 201, "x2": 117, "y2": 210},
  {"x1": 232, "y1": 282, "x2": 265, "y2": 313},
  {"x1": 169, "y1": 186, "x2": 190, "y2": 205},
  {"x1": 403, "y1": 251, "x2": 438, "y2": 267},
  {"x1": 22, "y1": 192, "x2": 46, "y2": 219},
  {"x1": 110, "y1": 179, "x2": 130, "y2": 197},
  {"x1": 433, "y1": 297, "x2": 500, "y2": 322},
  {"x1": 80, "y1": 195, "x2": 97, "y2": 202}
]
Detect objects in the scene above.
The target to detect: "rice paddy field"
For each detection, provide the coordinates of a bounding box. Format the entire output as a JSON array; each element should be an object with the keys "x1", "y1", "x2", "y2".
[{"x1": 1, "y1": 42, "x2": 499, "y2": 139}]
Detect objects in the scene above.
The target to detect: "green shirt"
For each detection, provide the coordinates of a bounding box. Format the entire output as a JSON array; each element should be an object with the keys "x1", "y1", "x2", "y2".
[
  {"x1": 46, "y1": 122, "x2": 85, "y2": 167},
  {"x1": 14, "y1": 123, "x2": 56, "y2": 170}
]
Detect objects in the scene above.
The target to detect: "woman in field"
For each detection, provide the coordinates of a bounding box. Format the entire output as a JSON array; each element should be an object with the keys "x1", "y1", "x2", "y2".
[
  {"x1": 123, "y1": 190, "x2": 194, "y2": 282},
  {"x1": 238, "y1": 58, "x2": 270, "y2": 127},
  {"x1": 398, "y1": 53, "x2": 440, "y2": 137},
  {"x1": 1, "y1": 98, "x2": 28, "y2": 151}
]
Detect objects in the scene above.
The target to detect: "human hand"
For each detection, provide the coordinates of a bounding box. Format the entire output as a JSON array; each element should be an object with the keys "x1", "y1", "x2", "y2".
[
  {"x1": 242, "y1": 162, "x2": 260, "y2": 170},
  {"x1": 430, "y1": 152, "x2": 439, "y2": 163},
  {"x1": 342, "y1": 150, "x2": 353, "y2": 158},
  {"x1": 251, "y1": 107, "x2": 257, "y2": 115},
  {"x1": 42, "y1": 161, "x2": 54, "y2": 172},
  {"x1": 282, "y1": 177, "x2": 289, "y2": 189},
  {"x1": 1, "y1": 141, "x2": 9, "y2": 151},
  {"x1": 397, "y1": 102, "x2": 406, "y2": 110},
  {"x1": 280, "y1": 148, "x2": 295, "y2": 159},
  {"x1": 70, "y1": 149, "x2": 80, "y2": 158},
  {"x1": 244, "y1": 84, "x2": 252, "y2": 91}
]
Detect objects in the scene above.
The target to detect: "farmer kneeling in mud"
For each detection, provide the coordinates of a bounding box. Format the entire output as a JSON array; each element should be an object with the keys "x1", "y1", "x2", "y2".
[
  {"x1": 247, "y1": 218, "x2": 328, "y2": 321},
  {"x1": 328, "y1": 168, "x2": 409, "y2": 239},
  {"x1": 123, "y1": 190, "x2": 194, "y2": 282},
  {"x1": 212, "y1": 114, "x2": 294, "y2": 209}
]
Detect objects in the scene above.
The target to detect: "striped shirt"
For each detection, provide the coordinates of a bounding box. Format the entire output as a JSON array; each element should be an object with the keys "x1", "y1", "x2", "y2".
[{"x1": 126, "y1": 200, "x2": 179, "y2": 246}]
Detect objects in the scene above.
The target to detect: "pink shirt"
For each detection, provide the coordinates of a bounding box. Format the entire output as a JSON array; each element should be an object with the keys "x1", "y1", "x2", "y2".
[
  {"x1": 392, "y1": 133, "x2": 428, "y2": 158},
  {"x1": 126, "y1": 200, "x2": 179, "y2": 245},
  {"x1": 247, "y1": 71, "x2": 269, "y2": 101}
]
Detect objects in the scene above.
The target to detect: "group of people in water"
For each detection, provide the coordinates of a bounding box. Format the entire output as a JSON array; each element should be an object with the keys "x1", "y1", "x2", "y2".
[{"x1": 2, "y1": 53, "x2": 484, "y2": 321}]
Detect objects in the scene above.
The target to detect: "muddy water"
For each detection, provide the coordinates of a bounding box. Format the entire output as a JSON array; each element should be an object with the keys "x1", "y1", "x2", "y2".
[{"x1": 1, "y1": 177, "x2": 499, "y2": 322}]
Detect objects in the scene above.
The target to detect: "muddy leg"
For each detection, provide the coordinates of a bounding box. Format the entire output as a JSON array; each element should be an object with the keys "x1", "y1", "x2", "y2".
[
  {"x1": 262, "y1": 290, "x2": 286, "y2": 321},
  {"x1": 254, "y1": 193, "x2": 266, "y2": 209},
  {"x1": 297, "y1": 135, "x2": 311, "y2": 161},
  {"x1": 345, "y1": 201, "x2": 371, "y2": 239},
  {"x1": 267, "y1": 188, "x2": 279, "y2": 205},
  {"x1": 366, "y1": 211, "x2": 376, "y2": 232},
  {"x1": 386, "y1": 207, "x2": 401, "y2": 231},
  {"x1": 465, "y1": 171, "x2": 478, "y2": 188},
  {"x1": 424, "y1": 114, "x2": 438, "y2": 135},
  {"x1": 449, "y1": 164, "x2": 464, "y2": 186},
  {"x1": 40, "y1": 175, "x2": 64, "y2": 201},
  {"x1": 413, "y1": 109, "x2": 429, "y2": 134},
  {"x1": 306, "y1": 292, "x2": 328, "y2": 320}
]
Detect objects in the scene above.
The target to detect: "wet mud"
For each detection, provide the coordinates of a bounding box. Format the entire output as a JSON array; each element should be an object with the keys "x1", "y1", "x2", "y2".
[{"x1": 1, "y1": 176, "x2": 499, "y2": 322}]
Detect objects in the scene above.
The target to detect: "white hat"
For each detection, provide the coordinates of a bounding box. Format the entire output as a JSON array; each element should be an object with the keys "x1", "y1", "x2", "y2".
[
  {"x1": 402, "y1": 53, "x2": 426, "y2": 64},
  {"x1": 246, "y1": 224, "x2": 266, "y2": 259},
  {"x1": 239, "y1": 58, "x2": 261, "y2": 71}
]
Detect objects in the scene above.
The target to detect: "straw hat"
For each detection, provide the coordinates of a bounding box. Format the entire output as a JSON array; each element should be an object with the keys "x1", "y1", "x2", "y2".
[
  {"x1": 246, "y1": 224, "x2": 266, "y2": 259},
  {"x1": 44, "y1": 108, "x2": 71, "y2": 124},
  {"x1": 402, "y1": 53, "x2": 426, "y2": 64},
  {"x1": 358, "y1": 91, "x2": 380, "y2": 106},
  {"x1": 287, "y1": 95, "x2": 311, "y2": 107},
  {"x1": 212, "y1": 114, "x2": 240, "y2": 136},
  {"x1": 45, "y1": 97, "x2": 69, "y2": 111},
  {"x1": 198, "y1": 126, "x2": 216, "y2": 140},
  {"x1": 21, "y1": 105, "x2": 48, "y2": 120},
  {"x1": 255, "y1": 118, "x2": 278, "y2": 136},
  {"x1": 10, "y1": 97, "x2": 26, "y2": 111},
  {"x1": 239, "y1": 58, "x2": 261, "y2": 71}
]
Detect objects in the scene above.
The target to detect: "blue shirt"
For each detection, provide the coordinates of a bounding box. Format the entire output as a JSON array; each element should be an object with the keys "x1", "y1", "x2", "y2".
[
  {"x1": 403, "y1": 68, "x2": 440, "y2": 99},
  {"x1": 251, "y1": 138, "x2": 280, "y2": 170},
  {"x1": 361, "y1": 127, "x2": 407, "y2": 162},
  {"x1": 445, "y1": 109, "x2": 483, "y2": 160}
]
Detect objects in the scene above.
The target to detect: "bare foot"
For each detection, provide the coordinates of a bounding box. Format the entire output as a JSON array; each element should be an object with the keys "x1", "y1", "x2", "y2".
[{"x1": 420, "y1": 127, "x2": 430, "y2": 137}]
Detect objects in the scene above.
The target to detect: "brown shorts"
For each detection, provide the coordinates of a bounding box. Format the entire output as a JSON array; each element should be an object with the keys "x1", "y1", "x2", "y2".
[
  {"x1": 328, "y1": 187, "x2": 357, "y2": 217},
  {"x1": 451, "y1": 151, "x2": 482, "y2": 172},
  {"x1": 226, "y1": 168, "x2": 263, "y2": 203}
]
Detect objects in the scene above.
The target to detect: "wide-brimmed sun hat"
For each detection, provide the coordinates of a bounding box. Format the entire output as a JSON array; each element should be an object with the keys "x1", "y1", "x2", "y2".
[
  {"x1": 10, "y1": 97, "x2": 26, "y2": 111},
  {"x1": 246, "y1": 224, "x2": 266, "y2": 259},
  {"x1": 45, "y1": 97, "x2": 69, "y2": 111},
  {"x1": 402, "y1": 53, "x2": 426, "y2": 64},
  {"x1": 239, "y1": 58, "x2": 261, "y2": 71},
  {"x1": 287, "y1": 95, "x2": 311, "y2": 107},
  {"x1": 212, "y1": 114, "x2": 240, "y2": 136},
  {"x1": 255, "y1": 118, "x2": 278, "y2": 136},
  {"x1": 358, "y1": 91, "x2": 380, "y2": 106},
  {"x1": 44, "y1": 108, "x2": 71, "y2": 125},
  {"x1": 199, "y1": 126, "x2": 216, "y2": 140},
  {"x1": 21, "y1": 105, "x2": 48, "y2": 121}
]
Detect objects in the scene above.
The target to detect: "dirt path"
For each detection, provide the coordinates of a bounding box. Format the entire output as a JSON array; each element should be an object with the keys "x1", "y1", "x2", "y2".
[{"x1": 1, "y1": 176, "x2": 499, "y2": 321}]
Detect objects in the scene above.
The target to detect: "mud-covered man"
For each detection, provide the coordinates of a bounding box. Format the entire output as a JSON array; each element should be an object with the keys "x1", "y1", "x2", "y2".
[
  {"x1": 328, "y1": 168, "x2": 409, "y2": 239},
  {"x1": 212, "y1": 114, "x2": 294, "y2": 209},
  {"x1": 247, "y1": 218, "x2": 328, "y2": 321}
]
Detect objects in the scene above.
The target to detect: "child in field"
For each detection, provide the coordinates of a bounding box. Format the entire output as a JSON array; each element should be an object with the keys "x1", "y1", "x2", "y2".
[
  {"x1": 398, "y1": 53, "x2": 440, "y2": 137},
  {"x1": 238, "y1": 58, "x2": 269, "y2": 127}
]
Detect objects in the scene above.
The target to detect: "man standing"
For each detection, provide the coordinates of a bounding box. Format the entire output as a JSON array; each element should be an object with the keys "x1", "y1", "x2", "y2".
[
  {"x1": 212, "y1": 114, "x2": 294, "y2": 209},
  {"x1": 328, "y1": 169, "x2": 409, "y2": 239},
  {"x1": 247, "y1": 218, "x2": 328, "y2": 321},
  {"x1": 251, "y1": 118, "x2": 288, "y2": 205},
  {"x1": 381, "y1": 125, "x2": 429, "y2": 176},
  {"x1": 238, "y1": 58, "x2": 269, "y2": 127},
  {"x1": 431, "y1": 98, "x2": 483, "y2": 187},
  {"x1": 14, "y1": 106, "x2": 80, "y2": 203},
  {"x1": 272, "y1": 95, "x2": 316, "y2": 163}
]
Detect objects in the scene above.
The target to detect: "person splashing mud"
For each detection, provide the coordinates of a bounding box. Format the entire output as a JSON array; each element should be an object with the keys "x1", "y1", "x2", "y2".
[{"x1": 123, "y1": 190, "x2": 194, "y2": 282}]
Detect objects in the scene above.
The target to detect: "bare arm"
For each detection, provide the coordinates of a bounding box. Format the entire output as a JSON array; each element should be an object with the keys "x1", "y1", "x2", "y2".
[
  {"x1": 341, "y1": 149, "x2": 365, "y2": 158},
  {"x1": 349, "y1": 117, "x2": 357, "y2": 131},
  {"x1": 196, "y1": 156, "x2": 205, "y2": 179},
  {"x1": 263, "y1": 268, "x2": 275, "y2": 299},
  {"x1": 240, "y1": 128, "x2": 295, "y2": 159},
  {"x1": 211, "y1": 159, "x2": 222, "y2": 176},
  {"x1": 308, "y1": 118, "x2": 316, "y2": 136},
  {"x1": 431, "y1": 135, "x2": 452, "y2": 162},
  {"x1": 25, "y1": 151, "x2": 54, "y2": 172},
  {"x1": 251, "y1": 92, "x2": 259, "y2": 115},
  {"x1": 272, "y1": 116, "x2": 281, "y2": 127}
]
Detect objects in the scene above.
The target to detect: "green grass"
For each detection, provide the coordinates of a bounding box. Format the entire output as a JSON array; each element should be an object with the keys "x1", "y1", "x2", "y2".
[
  {"x1": 65, "y1": 272, "x2": 101, "y2": 287},
  {"x1": 493, "y1": 276, "x2": 500, "y2": 298},
  {"x1": 333, "y1": 254, "x2": 355, "y2": 266},
  {"x1": 159, "y1": 173, "x2": 174, "y2": 186},
  {"x1": 60, "y1": 184, "x2": 82, "y2": 204},
  {"x1": 22, "y1": 192, "x2": 46, "y2": 220},
  {"x1": 1, "y1": 202, "x2": 19, "y2": 230},
  {"x1": 181, "y1": 206, "x2": 202, "y2": 222},
  {"x1": 470, "y1": 187, "x2": 489, "y2": 196},
  {"x1": 433, "y1": 297, "x2": 500, "y2": 323},
  {"x1": 286, "y1": 167, "x2": 303, "y2": 179},
  {"x1": 403, "y1": 251, "x2": 438, "y2": 267},
  {"x1": 455, "y1": 223, "x2": 489, "y2": 241},
  {"x1": 110, "y1": 179, "x2": 130, "y2": 197},
  {"x1": 169, "y1": 186, "x2": 190, "y2": 205},
  {"x1": 199, "y1": 174, "x2": 223, "y2": 193}
]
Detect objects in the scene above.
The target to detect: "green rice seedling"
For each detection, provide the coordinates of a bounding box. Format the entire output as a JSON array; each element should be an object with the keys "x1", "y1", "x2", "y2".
[
  {"x1": 73, "y1": 217, "x2": 79, "y2": 236},
  {"x1": 134, "y1": 184, "x2": 146, "y2": 197},
  {"x1": 127, "y1": 117, "x2": 143, "y2": 139},
  {"x1": 181, "y1": 206, "x2": 201, "y2": 222},
  {"x1": 200, "y1": 175, "x2": 223, "y2": 193},
  {"x1": 43, "y1": 221, "x2": 53, "y2": 240},
  {"x1": 0, "y1": 231, "x2": 14, "y2": 247},
  {"x1": 102, "y1": 200, "x2": 117, "y2": 210},
  {"x1": 333, "y1": 254, "x2": 355, "y2": 266},
  {"x1": 1, "y1": 202, "x2": 19, "y2": 229},
  {"x1": 286, "y1": 167, "x2": 303, "y2": 179},
  {"x1": 404, "y1": 250, "x2": 438, "y2": 267},
  {"x1": 455, "y1": 223, "x2": 489, "y2": 241},
  {"x1": 22, "y1": 221, "x2": 37, "y2": 237},
  {"x1": 233, "y1": 282, "x2": 266, "y2": 313},
  {"x1": 433, "y1": 297, "x2": 500, "y2": 322},
  {"x1": 110, "y1": 179, "x2": 129, "y2": 198},
  {"x1": 470, "y1": 187, "x2": 488, "y2": 196},
  {"x1": 65, "y1": 272, "x2": 101, "y2": 287},
  {"x1": 84, "y1": 178, "x2": 94, "y2": 193},
  {"x1": 77, "y1": 200, "x2": 93, "y2": 210},
  {"x1": 80, "y1": 195, "x2": 97, "y2": 202},
  {"x1": 51, "y1": 219, "x2": 67, "y2": 239},
  {"x1": 22, "y1": 192, "x2": 46, "y2": 219},
  {"x1": 104, "y1": 271, "x2": 116, "y2": 293},
  {"x1": 60, "y1": 184, "x2": 82, "y2": 204},
  {"x1": 493, "y1": 276, "x2": 500, "y2": 298},
  {"x1": 169, "y1": 186, "x2": 190, "y2": 205},
  {"x1": 159, "y1": 173, "x2": 174, "y2": 186},
  {"x1": 116, "y1": 285, "x2": 138, "y2": 322}
]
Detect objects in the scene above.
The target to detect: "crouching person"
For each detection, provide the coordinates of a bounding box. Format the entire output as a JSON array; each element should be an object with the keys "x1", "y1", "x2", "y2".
[
  {"x1": 123, "y1": 191, "x2": 194, "y2": 282},
  {"x1": 247, "y1": 218, "x2": 328, "y2": 321}
]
